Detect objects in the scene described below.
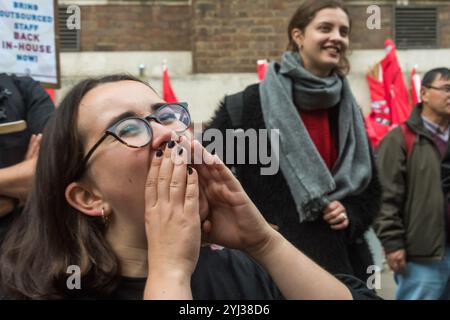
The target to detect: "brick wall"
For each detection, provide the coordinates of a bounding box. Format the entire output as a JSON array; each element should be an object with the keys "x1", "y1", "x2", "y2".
[
  {"x1": 439, "y1": 5, "x2": 450, "y2": 47},
  {"x1": 75, "y1": 1, "x2": 450, "y2": 72},
  {"x1": 192, "y1": 0, "x2": 299, "y2": 73},
  {"x1": 80, "y1": 4, "x2": 191, "y2": 51},
  {"x1": 347, "y1": 5, "x2": 393, "y2": 50},
  {"x1": 192, "y1": 0, "x2": 398, "y2": 73}
]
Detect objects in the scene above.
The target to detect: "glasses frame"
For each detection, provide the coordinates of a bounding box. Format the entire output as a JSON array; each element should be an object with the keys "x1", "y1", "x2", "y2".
[
  {"x1": 76, "y1": 102, "x2": 190, "y2": 178},
  {"x1": 425, "y1": 85, "x2": 450, "y2": 94}
]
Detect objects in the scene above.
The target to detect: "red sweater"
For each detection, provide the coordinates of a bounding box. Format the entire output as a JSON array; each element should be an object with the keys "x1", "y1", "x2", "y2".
[{"x1": 299, "y1": 109, "x2": 338, "y2": 170}]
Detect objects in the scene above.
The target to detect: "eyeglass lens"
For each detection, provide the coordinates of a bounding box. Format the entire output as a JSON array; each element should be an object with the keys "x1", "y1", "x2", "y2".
[{"x1": 114, "y1": 104, "x2": 189, "y2": 147}]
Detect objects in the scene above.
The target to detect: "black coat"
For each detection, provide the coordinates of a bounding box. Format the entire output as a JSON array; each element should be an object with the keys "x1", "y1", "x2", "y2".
[{"x1": 204, "y1": 83, "x2": 382, "y2": 282}]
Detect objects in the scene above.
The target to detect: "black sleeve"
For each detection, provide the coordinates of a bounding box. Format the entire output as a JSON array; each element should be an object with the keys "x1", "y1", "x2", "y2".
[
  {"x1": 14, "y1": 76, "x2": 55, "y2": 134},
  {"x1": 335, "y1": 274, "x2": 383, "y2": 300},
  {"x1": 340, "y1": 153, "x2": 382, "y2": 241},
  {"x1": 192, "y1": 247, "x2": 284, "y2": 300}
]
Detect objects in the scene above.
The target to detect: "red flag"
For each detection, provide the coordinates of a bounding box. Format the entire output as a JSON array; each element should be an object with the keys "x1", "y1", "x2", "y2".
[
  {"x1": 44, "y1": 88, "x2": 55, "y2": 102},
  {"x1": 410, "y1": 66, "x2": 421, "y2": 106},
  {"x1": 380, "y1": 39, "x2": 411, "y2": 124},
  {"x1": 162, "y1": 64, "x2": 178, "y2": 103},
  {"x1": 365, "y1": 113, "x2": 391, "y2": 147},
  {"x1": 257, "y1": 59, "x2": 268, "y2": 81},
  {"x1": 365, "y1": 63, "x2": 391, "y2": 147}
]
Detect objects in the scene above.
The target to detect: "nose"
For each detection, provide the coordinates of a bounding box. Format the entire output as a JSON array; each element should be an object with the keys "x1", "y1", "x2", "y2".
[
  {"x1": 329, "y1": 28, "x2": 344, "y2": 43},
  {"x1": 150, "y1": 122, "x2": 176, "y2": 149}
]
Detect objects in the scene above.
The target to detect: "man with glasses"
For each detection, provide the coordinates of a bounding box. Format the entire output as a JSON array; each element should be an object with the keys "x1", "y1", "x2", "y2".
[{"x1": 375, "y1": 67, "x2": 450, "y2": 300}]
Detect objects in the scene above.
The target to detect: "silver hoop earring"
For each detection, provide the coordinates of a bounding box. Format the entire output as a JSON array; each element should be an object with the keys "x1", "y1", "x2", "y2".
[{"x1": 101, "y1": 207, "x2": 110, "y2": 225}]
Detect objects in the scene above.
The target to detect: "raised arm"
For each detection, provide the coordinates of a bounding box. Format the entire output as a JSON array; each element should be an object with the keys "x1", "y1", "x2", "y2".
[{"x1": 192, "y1": 141, "x2": 353, "y2": 300}]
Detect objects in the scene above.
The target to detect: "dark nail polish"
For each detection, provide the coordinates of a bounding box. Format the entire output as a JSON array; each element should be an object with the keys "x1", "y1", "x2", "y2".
[
  {"x1": 168, "y1": 140, "x2": 175, "y2": 149},
  {"x1": 188, "y1": 166, "x2": 193, "y2": 175},
  {"x1": 178, "y1": 147, "x2": 184, "y2": 156},
  {"x1": 156, "y1": 149, "x2": 163, "y2": 157},
  {"x1": 211, "y1": 149, "x2": 216, "y2": 155}
]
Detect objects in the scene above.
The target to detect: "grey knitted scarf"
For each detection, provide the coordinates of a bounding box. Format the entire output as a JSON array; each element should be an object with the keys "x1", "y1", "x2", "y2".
[{"x1": 259, "y1": 51, "x2": 372, "y2": 223}]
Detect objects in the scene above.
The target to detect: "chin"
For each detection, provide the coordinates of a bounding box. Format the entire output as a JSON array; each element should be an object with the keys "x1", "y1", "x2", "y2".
[
  {"x1": 323, "y1": 58, "x2": 340, "y2": 67},
  {"x1": 317, "y1": 58, "x2": 339, "y2": 70}
]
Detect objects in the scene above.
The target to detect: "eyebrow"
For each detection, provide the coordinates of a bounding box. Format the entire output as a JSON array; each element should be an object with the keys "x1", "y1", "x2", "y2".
[
  {"x1": 104, "y1": 103, "x2": 167, "y2": 131},
  {"x1": 317, "y1": 21, "x2": 349, "y2": 29},
  {"x1": 104, "y1": 111, "x2": 139, "y2": 131}
]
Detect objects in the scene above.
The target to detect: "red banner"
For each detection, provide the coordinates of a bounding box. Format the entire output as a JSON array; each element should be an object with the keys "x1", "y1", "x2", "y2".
[
  {"x1": 257, "y1": 59, "x2": 268, "y2": 81},
  {"x1": 162, "y1": 65, "x2": 178, "y2": 103}
]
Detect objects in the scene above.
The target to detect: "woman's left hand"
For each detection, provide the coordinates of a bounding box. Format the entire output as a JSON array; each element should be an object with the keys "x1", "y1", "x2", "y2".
[
  {"x1": 191, "y1": 141, "x2": 277, "y2": 256},
  {"x1": 323, "y1": 200, "x2": 349, "y2": 230}
]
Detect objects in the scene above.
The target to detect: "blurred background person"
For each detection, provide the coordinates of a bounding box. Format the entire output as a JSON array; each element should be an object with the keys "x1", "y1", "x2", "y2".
[
  {"x1": 375, "y1": 67, "x2": 450, "y2": 300},
  {"x1": 0, "y1": 73, "x2": 54, "y2": 244}
]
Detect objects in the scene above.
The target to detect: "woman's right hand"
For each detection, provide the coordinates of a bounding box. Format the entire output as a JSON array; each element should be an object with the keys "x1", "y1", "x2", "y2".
[
  {"x1": 143, "y1": 142, "x2": 200, "y2": 299},
  {"x1": 191, "y1": 141, "x2": 277, "y2": 258}
]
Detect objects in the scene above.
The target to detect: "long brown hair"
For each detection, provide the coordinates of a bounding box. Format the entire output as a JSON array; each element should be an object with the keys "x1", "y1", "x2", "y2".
[
  {"x1": 287, "y1": 0, "x2": 352, "y2": 75},
  {"x1": 0, "y1": 74, "x2": 153, "y2": 299}
]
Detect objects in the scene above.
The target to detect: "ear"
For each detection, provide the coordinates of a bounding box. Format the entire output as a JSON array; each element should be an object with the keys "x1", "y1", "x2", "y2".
[
  {"x1": 291, "y1": 28, "x2": 304, "y2": 49},
  {"x1": 421, "y1": 86, "x2": 428, "y2": 104},
  {"x1": 65, "y1": 181, "x2": 107, "y2": 217}
]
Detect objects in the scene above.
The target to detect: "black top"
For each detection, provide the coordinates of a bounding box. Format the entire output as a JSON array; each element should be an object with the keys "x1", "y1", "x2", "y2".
[{"x1": 69, "y1": 247, "x2": 380, "y2": 300}]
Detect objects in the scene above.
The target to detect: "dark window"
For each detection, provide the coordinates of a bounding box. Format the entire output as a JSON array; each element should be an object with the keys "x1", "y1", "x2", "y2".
[
  {"x1": 395, "y1": 7, "x2": 437, "y2": 49},
  {"x1": 58, "y1": 6, "x2": 80, "y2": 52}
]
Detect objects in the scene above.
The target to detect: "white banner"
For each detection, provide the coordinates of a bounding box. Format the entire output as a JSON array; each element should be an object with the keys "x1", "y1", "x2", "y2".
[{"x1": 0, "y1": 0, "x2": 59, "y2": 85}]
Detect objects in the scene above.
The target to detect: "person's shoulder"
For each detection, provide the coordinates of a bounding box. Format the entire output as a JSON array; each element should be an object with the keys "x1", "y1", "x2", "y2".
[
  {"x1": 378, "y1": 126, "x2": 404, "y2": 149},
  {"x1": 9, "y1": 74, "x2": 44, "y2": 97},
  {"x1": 224, "y1": 83, "x2": 260, "y2": 105},
  {"x1": 242, "y1": 83, "x2": 260, "y2": 102},
  {"x1": 11, "y1": 74, "x2": 39, "y2": 86}
]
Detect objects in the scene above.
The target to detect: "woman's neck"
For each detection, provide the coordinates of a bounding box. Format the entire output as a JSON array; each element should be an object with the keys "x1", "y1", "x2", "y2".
[
  {"x1": 105, "y1": 217, "x2": 149, "y2": 278},
  {"x1": 422, "y1": 107, "x2": 450, "y2": 131}
]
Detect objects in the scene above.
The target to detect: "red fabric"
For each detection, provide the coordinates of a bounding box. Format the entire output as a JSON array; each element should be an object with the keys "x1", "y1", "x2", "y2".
[
  {"x1": 44, "y1": 88, "x2": 55, "y2": 102},
  {"x1": 163, "y1": 67, "x2": 178, "y2": 103},
  {"x1": 365, "y1": 39, "x2": 414, "y2": 147},
  {"x1": 299, "y1": 109, "x2": 337, "y2": 170},
  {"x1": 365, "y1": 69, "x2": 391, "y2": 147},
  {"x1": 410, "y1": 67, "x2": 421, "y2": 106},
  {"x1": 257, "y1": 60, "x2": 268, "y2": 81},
  {"x1": 380, "y1": 39, "x2": 411, "y2": 124},
  {"x1": 364, "y1": 113, "x2": 390, "y2": 147}
]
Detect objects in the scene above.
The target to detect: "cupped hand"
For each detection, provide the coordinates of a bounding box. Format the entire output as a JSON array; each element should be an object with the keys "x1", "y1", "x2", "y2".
[
  {"x1": 191, "y1": 140, "x2": 277, "y2": 257},
  {"x1": 144, "y1": 141, "x2": 201, "y2": 279}
]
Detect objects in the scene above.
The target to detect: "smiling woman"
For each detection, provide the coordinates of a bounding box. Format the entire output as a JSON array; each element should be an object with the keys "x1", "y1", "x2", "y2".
[
  {"x1": 205, "y1": 0, "x2": 381, "y2": 284},
  {"x1": 287, "y1": 0, "x2": 351, "y2": 77}
]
